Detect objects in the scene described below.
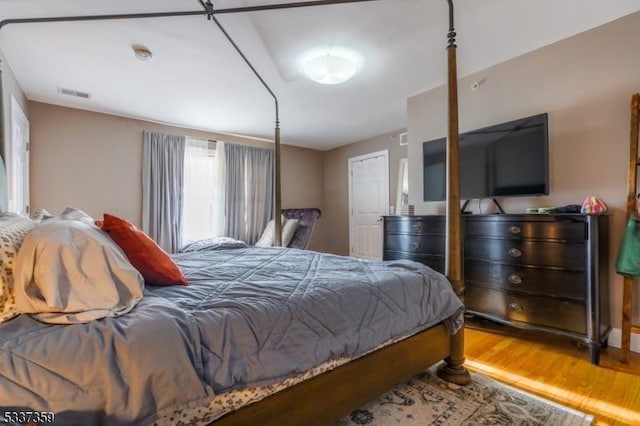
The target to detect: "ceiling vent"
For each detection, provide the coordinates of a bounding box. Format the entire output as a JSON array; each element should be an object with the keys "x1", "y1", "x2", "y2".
[
  {"x1": 398, "y1": 132, "x2": 408, "y2": 146},
  {"x1": 57, "y1": 87, "x2": 92, "y2": 99}
]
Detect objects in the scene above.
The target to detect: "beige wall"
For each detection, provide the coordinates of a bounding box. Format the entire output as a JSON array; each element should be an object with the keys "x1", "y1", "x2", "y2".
[
  {"x1": 29, "y1": 102, "x2": 326, "y2": 251},
  {"x1": 408, "y1": 12, "x2": 640, "y2": 330},
  {"x1": 323, "y1": 130, "x2": 407, "y2": 256},
  {"x1": 0, "y1": 48, "x2": 29, "y2": 157},
  {"x1": 280, "y1": 144, "x2": 326, "y2": 250}
]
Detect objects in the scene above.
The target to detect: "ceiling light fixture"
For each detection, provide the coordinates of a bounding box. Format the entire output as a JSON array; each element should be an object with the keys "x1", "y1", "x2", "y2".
[
  {"x1": 133, "y1": 46, "x2": 153, "y2": 61},
  {"x1": 302, "y1": 48, "x2": 361, "y2": 85}
]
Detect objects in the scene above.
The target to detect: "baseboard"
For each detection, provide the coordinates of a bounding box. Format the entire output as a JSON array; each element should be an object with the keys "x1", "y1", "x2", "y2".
[{"x1": 607, "y1": 328, "x2": 640, "y2": 353}]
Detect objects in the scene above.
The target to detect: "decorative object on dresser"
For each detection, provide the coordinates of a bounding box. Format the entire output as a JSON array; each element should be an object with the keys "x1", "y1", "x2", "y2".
[
  {"x1": 396, "y1": 158, "x2": 409, "y2": 213},
  {"x1": 399, "y1": 204, "x2": 415, "y2": 216},
  {"x1": 383, "y1": 214, "x2": 611, "y2": 365}
]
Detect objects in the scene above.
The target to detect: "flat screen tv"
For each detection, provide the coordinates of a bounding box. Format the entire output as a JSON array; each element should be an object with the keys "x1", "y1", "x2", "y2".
[{"x1": 423, "y1": 113, "x2": 549, "y2": 202}]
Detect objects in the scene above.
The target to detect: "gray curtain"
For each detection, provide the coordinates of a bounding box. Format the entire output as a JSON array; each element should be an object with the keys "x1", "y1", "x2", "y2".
[
  {"x1": 142, "y1": 130, "x2": 185, "y2": 253},
  {"x1": 224, "y1": 144, "x2": 274, "y2": 244}
]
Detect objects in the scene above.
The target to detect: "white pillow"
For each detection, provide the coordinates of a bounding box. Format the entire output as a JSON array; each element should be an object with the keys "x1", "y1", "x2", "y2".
[{"x1": 255, "y1": 216, "x2": 299, "y2": 247}]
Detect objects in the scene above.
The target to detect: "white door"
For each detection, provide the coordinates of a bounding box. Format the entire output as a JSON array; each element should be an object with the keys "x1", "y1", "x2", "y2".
[
  {"x1": 8, "y1": 96, "x2": 30, "y2": 215},
  {"x1": 348, "y1": 150, "x2": 389, "y2": 260}
]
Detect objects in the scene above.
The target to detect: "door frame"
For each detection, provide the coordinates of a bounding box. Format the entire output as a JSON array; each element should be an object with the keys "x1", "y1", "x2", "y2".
[
  {"x1": 347, "y1": 149, "x2": 389, "y2": 258},
  {"x1": 9, "y1": 95, "x2": 29, "y2": 215}
]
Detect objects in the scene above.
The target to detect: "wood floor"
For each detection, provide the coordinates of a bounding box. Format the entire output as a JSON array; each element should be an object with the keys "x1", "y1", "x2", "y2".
[{"x1": 464, "y1": 319, "x2": 640, "y2": 426}]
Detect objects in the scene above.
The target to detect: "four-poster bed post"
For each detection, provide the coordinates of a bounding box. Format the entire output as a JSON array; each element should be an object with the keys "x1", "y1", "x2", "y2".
[{"x1": 436, "y1": 0, "x2": 468, "y2": 384}]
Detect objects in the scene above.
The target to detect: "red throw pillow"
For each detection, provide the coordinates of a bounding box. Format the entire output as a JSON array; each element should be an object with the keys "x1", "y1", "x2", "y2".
[{"x1": 99, "y1": 213, "x2": 187, "y2": 286}]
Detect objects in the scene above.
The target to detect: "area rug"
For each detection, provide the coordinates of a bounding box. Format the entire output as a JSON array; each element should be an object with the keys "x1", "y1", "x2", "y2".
[{"x1": 334, "y1": 364, "x2": 594, "y2": 426}]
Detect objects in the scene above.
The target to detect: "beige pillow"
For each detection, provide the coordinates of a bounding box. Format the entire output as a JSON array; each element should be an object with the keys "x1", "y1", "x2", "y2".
[
  {"x1": 14, "y1": 209, "x2": 144, "y2": 324},
  {"x1": 282, "y1": 218, "x2": 299, "y2": 246},
  {"x1": 255, "y1": 217, "x2": 299, "y2": 247}
]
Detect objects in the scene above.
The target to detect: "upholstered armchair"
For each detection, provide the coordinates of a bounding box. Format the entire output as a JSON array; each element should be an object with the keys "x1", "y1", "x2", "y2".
[{"x1": 282, "y1": 208, "x2": 321, "y2": 250}]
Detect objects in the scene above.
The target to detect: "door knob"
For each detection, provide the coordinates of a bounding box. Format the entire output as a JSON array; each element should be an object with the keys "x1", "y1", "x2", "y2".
[
  {"x1": 508, "y1": 248, "x2": 522, "y2": 258},
  {"x1": 508, "y1": 303, "x2": 523, "y2": 312},
  {"x1": 508, "y1": 274, "x2": 523, "y2": 284}
]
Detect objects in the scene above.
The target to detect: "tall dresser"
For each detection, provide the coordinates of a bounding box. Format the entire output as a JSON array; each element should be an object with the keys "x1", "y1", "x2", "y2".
[{"x1": 383, "y1": 214, "x2": 611, "y2": 365}]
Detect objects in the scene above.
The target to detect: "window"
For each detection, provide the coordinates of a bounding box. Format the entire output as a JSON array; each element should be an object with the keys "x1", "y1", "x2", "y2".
[{"x1": 182, "y1": 138, "x2": 225, "y2": 244}]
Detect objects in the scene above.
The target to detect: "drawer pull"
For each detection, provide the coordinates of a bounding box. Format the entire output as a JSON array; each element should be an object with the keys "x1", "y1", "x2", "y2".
[
  {"x1": 508, "y1": 248, "x2": 522, "y2": 258},
  {"x1": 412, "y1": 223, "x2": 422, "y2": 232},
  {"x1": 509, "y1": 303, "x2": 523, "y2": 312},
  {"x1": 509, "y1": 225, "x2": 521, "y2": 234},
  {"x1": 412, "y1": 242, "x2": 421, "y2": 249},
  {"x1": 508, "y1": 274, "x2": 523, "y2": 285}
]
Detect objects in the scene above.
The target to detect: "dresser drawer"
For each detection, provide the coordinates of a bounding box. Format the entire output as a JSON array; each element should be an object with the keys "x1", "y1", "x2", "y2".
[
  {"x1": 465, "y1": 260, "x2": 586, "y2": 301},
  {"x1": 466, "y1": 285, "x2": 586, "y2": 334},
  {"x1": 383, "y1": 251, "x2": 445, "y2": 274},
  {"x1": 384, "y1": 233, "x2": 444, "y2": 255},
  {"x1": 383, "y1": 217, "x2": 445, "y2": 235},
  {"x1": 465, "y1": 219, "x2": 585, "y2": 242},
  {"x1": 465, "y1": 238, "x2": 585, "y2": 270}
]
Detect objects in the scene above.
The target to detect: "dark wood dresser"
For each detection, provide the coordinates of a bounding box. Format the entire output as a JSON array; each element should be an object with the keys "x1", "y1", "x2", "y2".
[{"x1": 383, "y1": 214, "x2": 611, "y2": 365}]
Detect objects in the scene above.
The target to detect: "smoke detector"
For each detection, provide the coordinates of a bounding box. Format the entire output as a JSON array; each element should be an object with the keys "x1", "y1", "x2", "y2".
[{"x1": 133, "y1": 46, "x2": 153, "y2": 61}]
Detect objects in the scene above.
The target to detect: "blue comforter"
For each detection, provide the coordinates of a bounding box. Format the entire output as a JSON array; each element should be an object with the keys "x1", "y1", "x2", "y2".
[{"x1": 0, "y1": 247, "x2": 463, "y2": 425}]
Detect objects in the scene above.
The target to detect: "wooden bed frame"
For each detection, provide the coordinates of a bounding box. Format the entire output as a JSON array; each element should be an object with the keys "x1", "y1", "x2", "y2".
[
  {"x1": 215, "y1": 324, "x2": 453, "y2": 425},
  {"x1": 0, "y1": 1, "x2": 470, "y2": 424}
]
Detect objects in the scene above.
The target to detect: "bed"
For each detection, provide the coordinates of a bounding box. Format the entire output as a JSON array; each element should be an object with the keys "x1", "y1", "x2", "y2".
[
  {"x1": 0, "y1": 1, "x2": 469, "y2": 425},
  {"x1": 1, "y1": 228, "x2": 464, "y2": 424}
]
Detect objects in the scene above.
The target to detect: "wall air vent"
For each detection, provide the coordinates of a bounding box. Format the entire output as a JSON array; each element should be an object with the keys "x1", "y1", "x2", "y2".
[
  {"x1": 398, "y1": 132, "x2": 408, "y2": 146},
  {"x1": 56, "y1": 87, "x2": 92, "y2": 99}
]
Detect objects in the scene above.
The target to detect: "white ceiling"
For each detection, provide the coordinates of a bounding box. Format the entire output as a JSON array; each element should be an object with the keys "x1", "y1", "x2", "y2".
[{"x1": 1, "y1": 0, "x2": 639, "y2": 150}]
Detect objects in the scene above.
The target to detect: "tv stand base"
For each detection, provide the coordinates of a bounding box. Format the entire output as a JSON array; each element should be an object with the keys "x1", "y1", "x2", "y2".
[{"x1": 460, "y1": 198, "x2": 505, "y2": 214}]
